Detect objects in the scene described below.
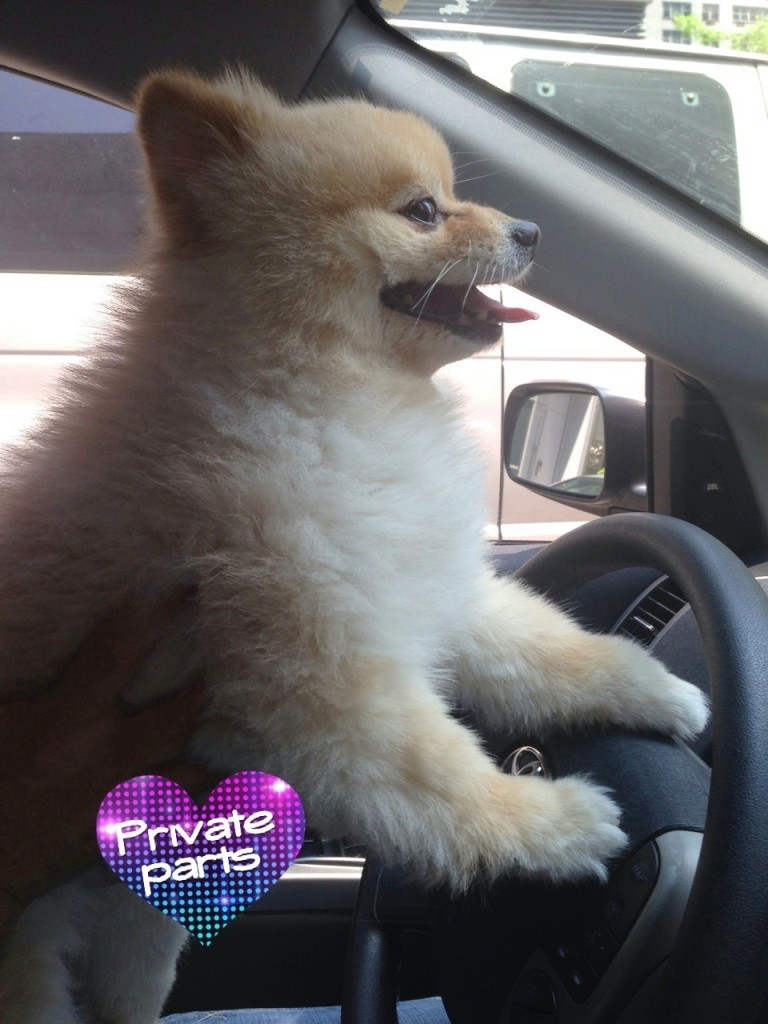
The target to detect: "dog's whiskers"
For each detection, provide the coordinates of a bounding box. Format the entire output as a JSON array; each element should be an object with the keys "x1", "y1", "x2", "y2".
[
  {"x1": 452, "y1": 155, "x2": 498, "y2": 173},
  {"x1": 405, "y1": 259, "x2": 465, "y2": 340},
  {"x1": 410, "y1": 258, "x2": 464, "y2": 317},
  {"x1": 453, "y1": 170, "x2": 500, "y2": 186},
  {"x1": 461, "y1": 253, "x2": 479, "y2": 314}
]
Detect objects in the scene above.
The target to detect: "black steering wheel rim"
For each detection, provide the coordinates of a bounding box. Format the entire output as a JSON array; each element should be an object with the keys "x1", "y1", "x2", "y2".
[
  {"x1": 515, "y1": 512, "x2": 768, "y2": 1023},
  {"x1": 343, "y1": 512, "x2": 768, "y2": 1024}
]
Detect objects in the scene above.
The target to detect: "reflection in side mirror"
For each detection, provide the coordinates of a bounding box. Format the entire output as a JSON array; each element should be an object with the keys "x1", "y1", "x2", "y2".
[
  {"x1": 507, "y1": 392, "x2": 605, "y2": 498},
  {"x1": 503, "y1": 383, "x2": 647, "y2": 515}
]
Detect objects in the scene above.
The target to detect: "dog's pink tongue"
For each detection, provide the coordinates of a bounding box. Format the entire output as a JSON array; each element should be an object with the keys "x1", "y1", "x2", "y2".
[{"x1": 462, "y1": 286, "x2": 539, "y2": 323}]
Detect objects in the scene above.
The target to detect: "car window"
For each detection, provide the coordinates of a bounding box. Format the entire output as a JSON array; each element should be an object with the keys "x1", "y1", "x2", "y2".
[
  {"x1": 0, "y1": 274, "x2": 115, "y2": 451},
  {"x1": 376, "y1": 1, "x2": 768, "y2": 246},
  {"x1": 0, "y1": 70, "x2": 141, "y2": 271},
  {"x1": 0, "y1": 70, "x2": 139, "y2": 454}
]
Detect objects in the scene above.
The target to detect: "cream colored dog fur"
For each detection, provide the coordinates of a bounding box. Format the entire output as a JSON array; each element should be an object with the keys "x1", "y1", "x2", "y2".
[{"x1": 0, "y1": 71, "x2": 707, "y2": 1023}]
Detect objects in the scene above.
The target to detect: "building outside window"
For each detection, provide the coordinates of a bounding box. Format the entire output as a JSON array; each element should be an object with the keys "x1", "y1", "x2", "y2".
[
  {"x1": 649, "y1": 0, "x2": 768, "y2": 45},
  {"x1": 733, "y1": 5, "x2": 766, "y2": 23},
  {"x1": 663, "y1": 2, "x2": 692, "y2": 18}
]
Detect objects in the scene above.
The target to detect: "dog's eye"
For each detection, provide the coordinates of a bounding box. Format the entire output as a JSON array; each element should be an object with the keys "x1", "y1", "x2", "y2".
[{"x1": 401, "y1": 197, "x2": 440, "y2": 227}]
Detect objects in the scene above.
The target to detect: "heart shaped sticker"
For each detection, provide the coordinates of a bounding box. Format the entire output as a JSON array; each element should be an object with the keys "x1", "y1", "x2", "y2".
[{"x1": 96, "y1": 771, "x2": 305, "y2": 945}]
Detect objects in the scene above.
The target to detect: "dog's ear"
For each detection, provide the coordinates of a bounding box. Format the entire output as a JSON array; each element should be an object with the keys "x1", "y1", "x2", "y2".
[{"x1": 136, "y1": 69, "x2": 278, "y2": 248}]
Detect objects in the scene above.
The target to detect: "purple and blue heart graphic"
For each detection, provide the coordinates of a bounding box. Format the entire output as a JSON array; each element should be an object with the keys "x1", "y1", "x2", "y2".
[{"x1": 96, "y1": 771, "x2": 305, "y2": 945}]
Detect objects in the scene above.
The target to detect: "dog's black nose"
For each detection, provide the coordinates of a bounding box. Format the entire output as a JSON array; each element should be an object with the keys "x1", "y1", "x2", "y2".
[{"x1": 509, "y1": 220, "x2": 540, "y2": 249}]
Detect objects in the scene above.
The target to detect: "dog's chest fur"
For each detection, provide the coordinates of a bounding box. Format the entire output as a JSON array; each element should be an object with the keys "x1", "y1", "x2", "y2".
[{"x1": 193, "y1": 372, "x2": 489, "y2": 656}]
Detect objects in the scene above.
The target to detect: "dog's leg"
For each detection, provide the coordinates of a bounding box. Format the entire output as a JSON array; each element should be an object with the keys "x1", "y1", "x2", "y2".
[
  {"x1": 0, "y1": 873, "x2": 187, "y2": 1024},
  {"x1": 83, "y1": 883, "x2": 188, "y2": 1024},
  {"x1": 196, "y1": 655, "x2": 626, "y2": 893},
  {"x1": 0, "y1": 883, "x2": 88, "y2": 1024},
  {"x1": 450, "y1": 573, "x2": 708, "y2": 738}
]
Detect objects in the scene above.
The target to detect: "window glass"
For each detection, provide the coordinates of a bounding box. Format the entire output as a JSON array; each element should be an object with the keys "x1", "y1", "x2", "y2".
[
  {"x1": 0, "y1": 70, "x2": 142, "y2": 271},
  {"x1": 376, "y1": 1, "x2": 768, "y2": 244},
  {"x1": 515, "y1": 60, "x2": 739, "y2": 222},
  {"x1": 0, "y1": 71, "x2": 136, "y2": 460},
  {"x1": 0, "y1": 274, "x2": 113, "y2": 453}
]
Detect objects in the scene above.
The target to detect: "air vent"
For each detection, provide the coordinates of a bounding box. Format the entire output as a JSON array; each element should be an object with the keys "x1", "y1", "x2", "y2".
[{"x1": 615, "y1": 577, "x2": 687, "y2": 647}]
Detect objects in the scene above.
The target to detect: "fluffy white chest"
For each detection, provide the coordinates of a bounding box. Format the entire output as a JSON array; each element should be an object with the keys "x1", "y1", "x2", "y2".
[{"x1": 203, "y1": 380, "x2": 490, "y2": 658}]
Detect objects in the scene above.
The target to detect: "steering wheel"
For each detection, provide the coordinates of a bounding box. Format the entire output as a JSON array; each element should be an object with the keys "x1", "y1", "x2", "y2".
[{"x1": 341, "y1": 513, "x2": 768, "y2": 1024}]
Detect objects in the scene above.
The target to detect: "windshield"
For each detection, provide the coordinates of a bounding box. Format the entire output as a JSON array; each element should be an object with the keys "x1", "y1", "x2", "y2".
[{"x1": 375, "y1": 0, "x2": 768, "y2": 245}]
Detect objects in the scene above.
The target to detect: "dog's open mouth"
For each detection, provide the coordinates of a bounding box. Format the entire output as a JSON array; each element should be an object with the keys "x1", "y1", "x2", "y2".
[{"x1": 381, "y1": 282, "x2": 538, "y2": 342}]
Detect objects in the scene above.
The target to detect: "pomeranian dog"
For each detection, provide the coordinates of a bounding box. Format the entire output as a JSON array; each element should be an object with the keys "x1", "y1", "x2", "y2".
[{"x1": 0, "y1": 70, "x2": 707, "y2": 1022}]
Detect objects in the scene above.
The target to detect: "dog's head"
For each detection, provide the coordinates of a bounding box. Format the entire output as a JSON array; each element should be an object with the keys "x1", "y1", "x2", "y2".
[{"x1": 137, "y1": 70, "x2": 538, "y2": 376}]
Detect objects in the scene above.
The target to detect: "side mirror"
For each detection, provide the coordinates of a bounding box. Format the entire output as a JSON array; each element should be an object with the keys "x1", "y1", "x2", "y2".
[{"x1": 503, "y1": 382, "x2": 647, "y2": 515}]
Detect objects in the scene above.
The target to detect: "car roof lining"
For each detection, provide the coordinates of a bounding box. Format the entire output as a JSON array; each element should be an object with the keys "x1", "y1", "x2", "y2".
[{"x1": 0, "y1": 0, "x2": 355, "y2": 106}]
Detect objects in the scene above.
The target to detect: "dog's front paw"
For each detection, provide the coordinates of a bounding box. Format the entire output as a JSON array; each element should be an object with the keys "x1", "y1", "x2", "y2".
[
  {"x1": 646, "y1": 669, "x2": 709, "y2": 741},
  {"x1": 605, "y1": 636, "x2": 710, "y2": 740},
  {"x1": 502, "y1": 775, "x2": 628, "y2": 885},
  {"x1": 421, "y1": 772, "x2": 627, "y2": 891}
]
